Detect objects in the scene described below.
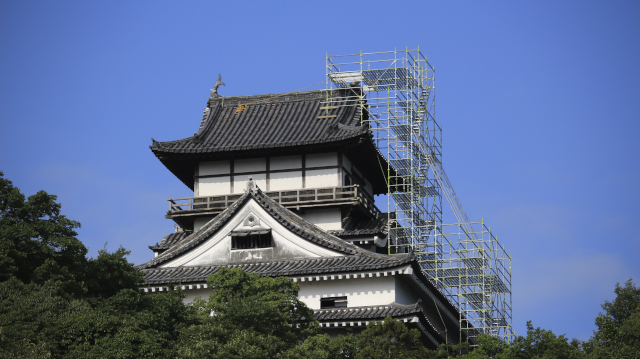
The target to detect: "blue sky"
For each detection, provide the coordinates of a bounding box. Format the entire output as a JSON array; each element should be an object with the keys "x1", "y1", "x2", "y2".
[{"x1": 1, "y1": 0, "x2": 639, "y2": 341}]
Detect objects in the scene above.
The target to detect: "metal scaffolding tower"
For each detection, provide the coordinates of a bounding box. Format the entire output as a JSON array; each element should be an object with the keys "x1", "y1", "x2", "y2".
[{"x1": 324, "y1": 48, "x2": 513, "y2": 344}]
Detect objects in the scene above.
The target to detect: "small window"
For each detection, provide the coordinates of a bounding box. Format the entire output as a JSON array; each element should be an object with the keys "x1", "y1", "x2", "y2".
[
  {"x1": 231, "y1": 230, "x2": 272, "y2": 250},
  {"x1": 320, "y1": 296, "x2": 347, "y2": 309}
]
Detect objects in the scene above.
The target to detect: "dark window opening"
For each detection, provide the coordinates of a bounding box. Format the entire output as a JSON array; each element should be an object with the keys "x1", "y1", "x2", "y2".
[
  {"x1": 231, "y1": 232, "x2": 272, "y2": 250},
  {"x1": 320, "y1": 296, "x2": 347, "y2": 309}
]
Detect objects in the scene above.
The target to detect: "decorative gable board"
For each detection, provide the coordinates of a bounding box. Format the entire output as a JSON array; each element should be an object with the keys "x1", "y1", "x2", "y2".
[{"x1": 159, "y1": 198, "x2": 343, "y2": 268}]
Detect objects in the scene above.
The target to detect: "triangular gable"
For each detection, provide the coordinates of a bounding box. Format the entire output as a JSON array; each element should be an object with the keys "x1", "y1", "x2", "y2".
[
  {"x1": 138, "y1": 181, "x2": 366, "y2": 270},
  {"x1": 158, "y1": 198, "x2": 345, "y2": 267}
]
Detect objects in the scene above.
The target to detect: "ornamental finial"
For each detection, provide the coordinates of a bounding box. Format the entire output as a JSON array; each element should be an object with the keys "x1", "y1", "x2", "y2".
[
  {"x1": 210, "y1": 74, "x2": 225, "y2": 97},
  {"x1": 245, "y1": 176, "x2": 258, "y2": 194}
]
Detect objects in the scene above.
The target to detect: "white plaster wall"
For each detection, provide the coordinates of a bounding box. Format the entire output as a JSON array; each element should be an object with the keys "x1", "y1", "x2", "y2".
[
  {"x1": 233, "y1": 173, "x2": 267, "y2": 194},
  {"x1": 301, "y1": 208, "x2": 342, "y2": 231},
  {"x1": 270, "y1": 171, "x2": 303, "y2": 191},
  {"x1": 200, "y1": 161, "x2": 230, "y2": 176},
  {"x1": 183, "y1": 288, "x2": 212, "y2": 304},
  {"x1": 395, "y1": 280, "x2": 419, "y2": 305},
  {"x1": 235, "y1": 158, "x2": 266, "y2": 173},
  {"x1": 199, "y1": 176, "x2": 231, "y2": 196},
  {"x1": 306, "y1": 152, "x2": 338, "y2": 168},
  {"x1": 298, "y1": 276, "x2": 396, "y2": 309},
  {"x1": 306, "y1": 168, "x2": 339, "y2": 188},
  {"x1": 194, "y1": 216, "x2": 214, "y2": 232},
  {"x1": 173, "y1": 276, "x2": 415, "y2": 309},
  {"x1": 271, "y1": 155, "x2": 302, "y2": 170}
]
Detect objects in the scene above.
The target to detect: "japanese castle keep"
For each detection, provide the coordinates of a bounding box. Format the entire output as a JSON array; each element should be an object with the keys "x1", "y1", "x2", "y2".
[{"x1": 138, "y1": 48, "x2": 513, "y2": 348}]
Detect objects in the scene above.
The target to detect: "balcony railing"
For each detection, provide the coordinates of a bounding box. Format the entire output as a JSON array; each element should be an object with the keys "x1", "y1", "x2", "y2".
[{"x1": 167, "y1": 185, "x2": 379, "y2": 217}]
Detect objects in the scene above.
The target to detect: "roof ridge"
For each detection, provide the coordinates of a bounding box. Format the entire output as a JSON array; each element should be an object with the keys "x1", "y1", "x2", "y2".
[
  {"x1": 136, "y1": 190, "x2": 253, "y2": 269},
  {"x1": 206, "y1": 89, "x2": 328, "y2": 105}
]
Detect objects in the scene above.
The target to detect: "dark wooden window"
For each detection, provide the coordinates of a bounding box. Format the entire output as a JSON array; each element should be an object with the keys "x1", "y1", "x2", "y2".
[
  {"x1": 320, "y1": 296, "x2": 347, "y2": 309},
  {"x1": 231, "y1": 231, "x2": 272, "y2": 250}
]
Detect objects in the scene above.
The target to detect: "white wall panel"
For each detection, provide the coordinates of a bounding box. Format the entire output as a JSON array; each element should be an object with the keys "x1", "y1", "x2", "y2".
[
  {"x1": 235, "y1": 158, "x2": 266, "y2": 173},
  {"x1": 270, "y1": 171, "x2": 302, "y2": 191},
  {"x1": 181, "y1": 276, "x2": 408, "y2": 309},
  {"x1": 307, "y1": 152, "x2": 337, "y2": 168},
  {"x1": 271, "y1": 155, "x2": 302, "y2": 171},
  {"x1": 182, "y1": 288, "x2": 211, "y2": 304},
  {"x1": 301, "y1": 208, "x2": 342, "y2": 230},
  {"x1": 199, "y1": 160, "x2": 230, "y2": 176},
  {"x1": 194, "y1": 216, "x2": 214, "y2": 231},
  {"x1": 306, "y1": 168, "x2": 339, "y2": 188},
  {"x1": 298, "y1": 276, "x2": 397, "y2": 309},
  {"x1": 199, "y1": 176, "x2": 231, "y2": 196},
  {"x1": 395, "y1": 280, "x2": 419, "y2": 305},
  {"x1": 233, "y1": 173, "x2": 267, "y2": 194}
]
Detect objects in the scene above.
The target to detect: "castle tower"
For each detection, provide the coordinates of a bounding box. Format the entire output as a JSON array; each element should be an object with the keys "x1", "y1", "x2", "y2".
[{"x1": 139, "y1": 85, "x2": 468, "y2": 346}]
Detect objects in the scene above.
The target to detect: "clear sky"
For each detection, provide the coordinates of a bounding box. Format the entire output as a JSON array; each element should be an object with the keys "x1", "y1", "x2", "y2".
[{"x1": 1, "y1": 0, "x2": 639, "y2": 342}]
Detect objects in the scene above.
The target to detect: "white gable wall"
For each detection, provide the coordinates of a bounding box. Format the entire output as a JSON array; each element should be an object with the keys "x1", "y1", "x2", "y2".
[{"x1": 160, "y1": 198, "x2": 343, "y2": 268}]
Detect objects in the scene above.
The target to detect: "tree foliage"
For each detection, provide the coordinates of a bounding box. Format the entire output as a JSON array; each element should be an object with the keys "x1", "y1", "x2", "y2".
[
  {"x1": 1, "y1": 172, "x2": 638, "y2": 358},
  {"x1": 0, "y1": 172, "x2": 192, "y2": 358},
  {"x1": 583, "y1": 279, "x2": 640, "y2": 359},
  {"x1": 176, "y1": 267, "x2": 319, "y2": 358}
]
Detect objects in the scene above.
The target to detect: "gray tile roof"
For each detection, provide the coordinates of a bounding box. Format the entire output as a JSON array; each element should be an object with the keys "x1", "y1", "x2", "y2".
[
  {"x1": 314, "y1": 301, "x2": 422, "y2": 321},
  {"x1": 149, "y1": 231, "x2": 190, "y2": 251},
  {"x1": 141, "y1": 254, "x2": 413, "y2": 284},
  {"x1": 313, "y1": 301, "x2": 443, "y2": 347},
  {"x1": 329, "y1": 214, "x2": 391, "y2": 238},
  {"x1": 137, "y1": 183, "x2": 396, "y2": 270},
  {"x1": 149, "y1": 88, "x2": 394, "y2": 194},
  {"x1": 151, "y1": 89, "x2": 366, "y2": 155}
]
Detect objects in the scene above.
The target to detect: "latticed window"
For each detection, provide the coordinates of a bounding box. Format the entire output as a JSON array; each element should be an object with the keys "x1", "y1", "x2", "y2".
[{"x1": 230, "y1": 230, "x2": 272, "y2": 250}]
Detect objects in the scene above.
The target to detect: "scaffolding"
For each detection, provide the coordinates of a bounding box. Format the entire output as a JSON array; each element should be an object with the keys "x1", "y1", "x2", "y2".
[{"x1": 324, "y1": 48, "x2": 513, "y2": 344}]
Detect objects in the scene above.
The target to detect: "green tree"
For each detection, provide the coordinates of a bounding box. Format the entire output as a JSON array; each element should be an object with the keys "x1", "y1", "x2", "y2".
[
  {"x1": 355, "y1": 317, "x2": 434, "y2": 359},
  {"x1": 283, "y1": 333, "x2": 358, "y2": 359},
  {"x1": 0, "y1": 172, "x2": 193, "y2": 358},
  {"x1": 84, "y1": 246, "x2": 144, "y2": 301},
  {"x1": 0, "y1": 171, "x2": 87, "y2": 295},
  {"x1": 176, "y1": 267, "x2": 319, "y2": 359},
  {"x1": 583, "y1": 279, "x2": 640, "y2": 359},
  {"x1": 60, "y1": 287, "x2": 195, "y2": 358},
  {"x1": 498, "y1": 321, "x2": 584, "y2": 359}
]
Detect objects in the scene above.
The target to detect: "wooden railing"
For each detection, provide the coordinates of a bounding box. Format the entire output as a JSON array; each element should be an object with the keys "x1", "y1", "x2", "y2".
[{"x1": 168, "y1": 185, "x2": 379, "y2": 217}]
